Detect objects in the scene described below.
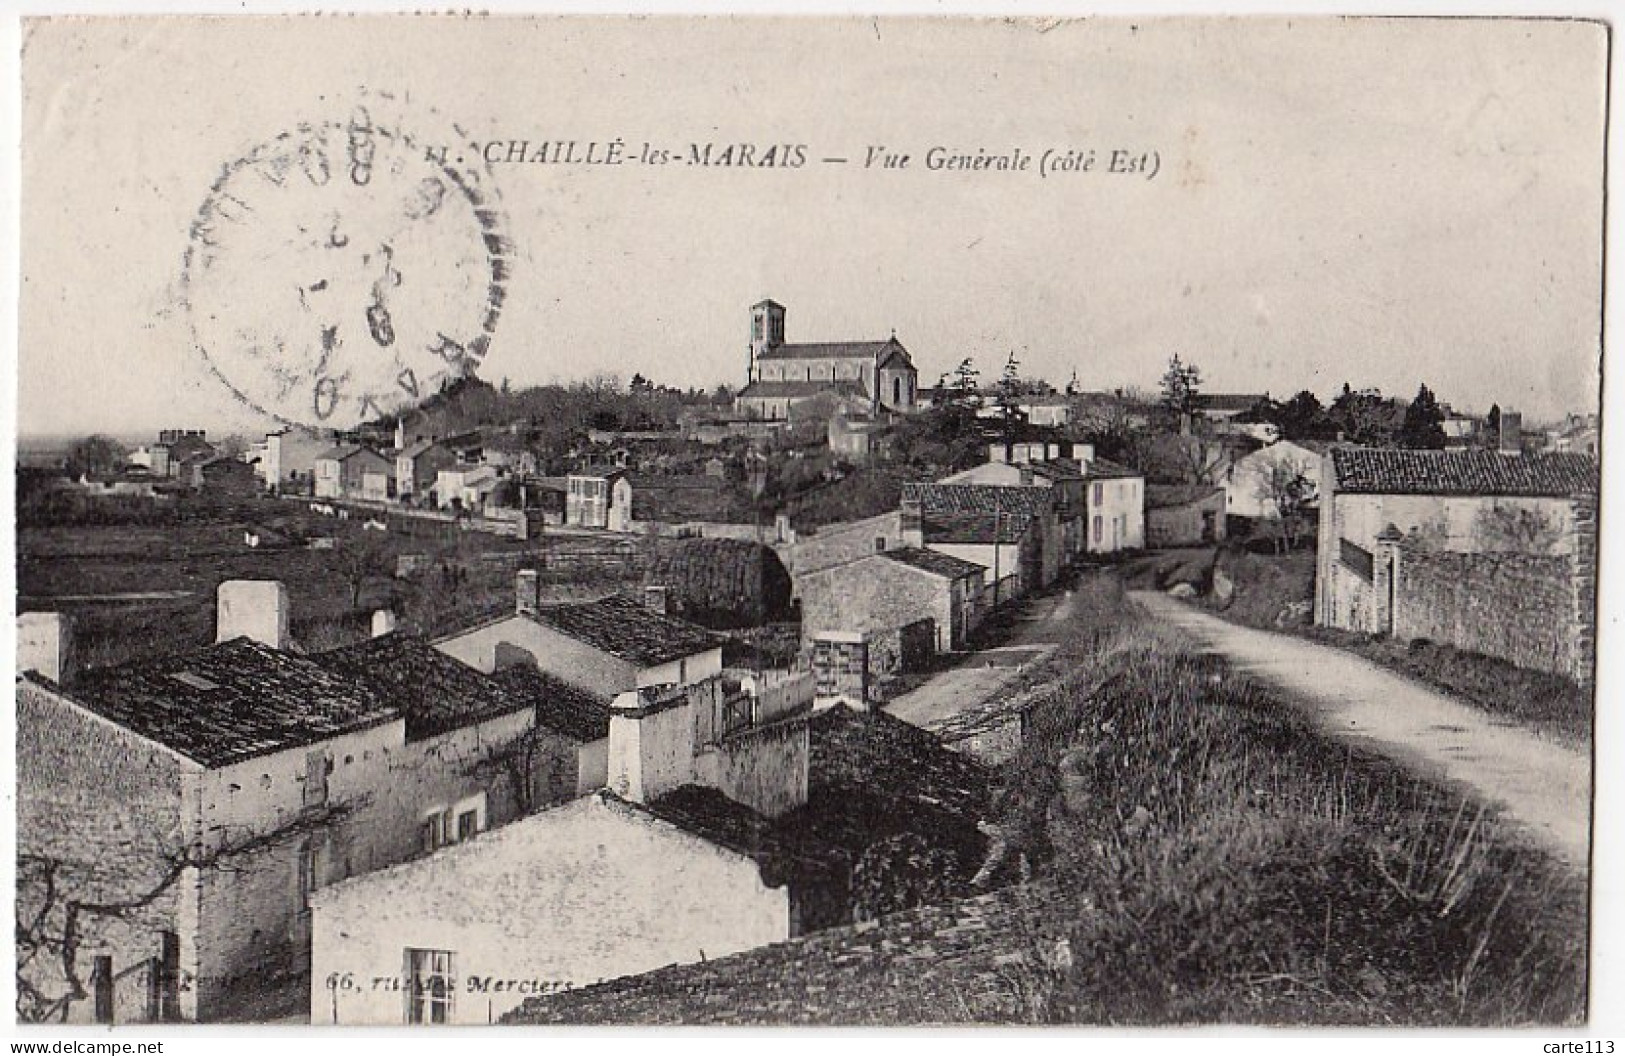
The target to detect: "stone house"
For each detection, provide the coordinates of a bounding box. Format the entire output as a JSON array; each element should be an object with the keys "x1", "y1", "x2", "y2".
[
  {"x1": 395, "y1": 441, "x2": 458, "y2": 504},
  {"x1": 309, "y1": 690, "x2": 990, "y2": 1026},
  {"x1": 435, "y1": 464, "x2": 501, "y2": 512},
  {"x1": 261, "y1": 427, "x2": 330, "y2": 494},
  {"x1": 189, "y1": 455, "x2": 260, "y2": 497},
  {"x1": 939, "y1": 457, "x2": 1091, "y2": 562},
  {"x1": 1145, "y1": 485, "x2": 1227, "y2": 548},
  {"x1": 313, "y1": 445, "x2": 390, "y2": 500},
  {"x1": 434, "y1": 576, "x2": 727, "y2": 694},
  {"x1": 901, "y1": 482, "x2": 1060, "y2": 599},
  {"x1": 15, "y1": 581, "x2": 596, "y2": 1024},
  {"x1": 1315, "y1": 448, "x2": 1598, "y2": 682},
  {"x1": 799, "y1": 547, "x2": 986, "y2": 656},
  {"x1": 736, "y1": 300, "x2": 919, "y2": 419},
  {"x1": 565, "y1": 467, "x2": 633, "y2": 531}
]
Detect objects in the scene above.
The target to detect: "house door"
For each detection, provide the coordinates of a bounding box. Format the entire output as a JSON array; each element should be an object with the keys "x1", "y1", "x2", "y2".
[{"x1": 1201, "y1": 511, "x2": 1216, "y2": 543}]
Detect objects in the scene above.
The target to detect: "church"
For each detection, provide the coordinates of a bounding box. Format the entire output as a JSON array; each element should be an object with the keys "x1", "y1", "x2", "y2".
[{"x1": 734, "y1": 299, "x2": 919, "y2": 421}]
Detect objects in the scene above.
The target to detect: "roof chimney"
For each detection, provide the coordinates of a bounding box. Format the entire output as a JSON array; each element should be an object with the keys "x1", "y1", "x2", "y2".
[
  {"x1": 606, "y1": 686, "x2": 696, "y2": 803},
  {"x1": 516, "y1": 569, "x2": 540, "y2": 616},
  {"x1": 18, "y1": 612, "x2": 74, "y2": 685},
  {"x1": 371, "y1": 609, "x2": 398, "y2": 637},
  {"x1": 643, "y1": 585, "x2": 669, "y2": 616},
  {"x1": 216, "y1": 580, "x2": 290, "y2": 650}
]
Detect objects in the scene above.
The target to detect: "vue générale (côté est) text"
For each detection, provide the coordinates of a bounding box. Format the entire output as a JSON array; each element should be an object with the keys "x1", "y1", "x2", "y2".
[{"x1": 435, "y1": 139, "x2": 1161, "y2": 179}]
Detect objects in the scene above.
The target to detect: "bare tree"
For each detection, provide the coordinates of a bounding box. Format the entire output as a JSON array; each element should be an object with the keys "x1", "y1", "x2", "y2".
[
  {"x1": 335, "y1": 532, "x2": 396, "y2": 610},
  {"x1": 16, "y1": 802, "x2": 356, "y2": 1024},
  {"x1": 1255, "y1": 461, "x2": 1317, "y2": 553}
]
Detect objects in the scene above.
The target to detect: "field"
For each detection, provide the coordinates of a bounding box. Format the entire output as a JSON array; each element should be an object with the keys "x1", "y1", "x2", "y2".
[
  {"x1": 982, "y1": 575, "x2": 1587, "y2": 1025},
  {"x1": 16, "y1": 498, "x2": 642, "y2": 672}
]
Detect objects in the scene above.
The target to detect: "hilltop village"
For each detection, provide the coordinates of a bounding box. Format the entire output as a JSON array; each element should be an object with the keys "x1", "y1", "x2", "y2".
[{"x1": 16, "y1": 299, "x2": 1599, "y2": 1026}]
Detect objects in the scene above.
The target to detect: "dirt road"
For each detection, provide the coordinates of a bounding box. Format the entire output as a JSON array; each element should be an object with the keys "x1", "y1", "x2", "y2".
[{"x1": 1131, "y1": 591, "x2": 1591, "y2": 868}]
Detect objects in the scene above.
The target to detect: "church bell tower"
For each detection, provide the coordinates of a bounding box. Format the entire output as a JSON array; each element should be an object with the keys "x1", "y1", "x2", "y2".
[{"x1": 749, "y1": 299, "x2": 787, "y2": 383}]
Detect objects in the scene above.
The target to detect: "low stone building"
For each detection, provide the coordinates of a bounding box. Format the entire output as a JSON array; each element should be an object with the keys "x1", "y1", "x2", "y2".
[
  {"x1": 799, "y1": 547, "x2": 986, "y2": 657},
  {"x1": 1145, "y1": 485, "x2": 1227, "y2": 548},
  {"x1": 313, "y1": 445, "x2": 390, "y2": 500},
  {"x1": 902, "y1": 482, "x2": 1062, "y2": 598},
  {"x1": 1315, "y1": 447, "x2": 1598, "y2": 683},
  {"x1": 434, "y1": 576, "x2": 727, "y2": 693}
]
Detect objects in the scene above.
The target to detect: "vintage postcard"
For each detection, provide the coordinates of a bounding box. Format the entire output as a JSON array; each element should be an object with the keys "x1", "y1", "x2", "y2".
[{"x1": 11, "y1": 13, "x2": 1607, "y2": 1031}]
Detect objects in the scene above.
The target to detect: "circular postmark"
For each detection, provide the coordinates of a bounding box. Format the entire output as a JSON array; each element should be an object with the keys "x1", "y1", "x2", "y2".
[{"x1": 180, "y1": 93, "x2": 509, "y2": 431}]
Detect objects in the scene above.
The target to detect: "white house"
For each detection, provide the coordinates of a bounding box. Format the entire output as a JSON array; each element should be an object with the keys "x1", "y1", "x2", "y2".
[
  {"x1": 565, "y1": 468, "x2": 633, "y2": 531},
  {"x1": 1224, "y1": 440, "x2": 1325, "y2": 521}
]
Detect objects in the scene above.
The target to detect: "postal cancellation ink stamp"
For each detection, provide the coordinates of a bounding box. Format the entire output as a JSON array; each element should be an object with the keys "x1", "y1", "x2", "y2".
[{"x1": 180, "y1": 92, "x2": 510, "y2": 430}]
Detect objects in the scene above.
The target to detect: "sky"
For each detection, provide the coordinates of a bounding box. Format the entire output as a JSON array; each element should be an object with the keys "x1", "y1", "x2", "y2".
[{"x1": 17, "y1": 15, "x2": 1607, "y2": 436}]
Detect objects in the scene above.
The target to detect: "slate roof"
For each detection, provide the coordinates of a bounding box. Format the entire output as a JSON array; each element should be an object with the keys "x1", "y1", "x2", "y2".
[
  {"x1": 1146, "y1": 484, "x2": 1225, "y2": 510},
  {"x1": 754, "y1": 338, "x2": 906, "y2": 362},
  {"x1": 532, "y1": 593, "x2": 727, "y2": 667},
  {"x1": 312, "y1": 634, "x2": 531, "y2": 742},
  {"x1": 489, "y1": 664, "x2": 612, "y2": 742},
  {"x1": 878, "y1": 546, "x2": 987, "y2": 580},
  {"x1": 67, "y1": 638, "x2": 397, "y2": 768},
  {"x1": 1329, "y1": 448, "x2": 1598, "y2": 497},
  {"x1": 737, "y1": 380, "x2": 869, "y2": 400},
  {"x1": 922, "y1": 512, "x2": 1035, "y2": 545},
  {"x1": 902, "y1": 482, "x2": 1057, "y2": 517},
  {"x1": 1081, "y1": 456, "x2": 1143, "y2": 481},
  {"x1": 503, "y1": 883, "x2": 1070, "y2": 1025}
]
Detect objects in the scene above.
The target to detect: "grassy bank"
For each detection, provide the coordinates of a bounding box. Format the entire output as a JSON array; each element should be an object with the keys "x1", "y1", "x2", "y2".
[{"x1": 993, "y1": 576, "x2": 1586, "y2": 1025}]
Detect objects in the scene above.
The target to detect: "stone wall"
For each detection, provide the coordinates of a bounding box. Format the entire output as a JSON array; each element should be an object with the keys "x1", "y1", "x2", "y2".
[
  {"x1": 695, "y1": 718, "x2": 811, "y2": 819},
  {"x1": 1389, "y1": 493, "x2": 1597, "y2": 685},
  {"x1": 17, "y1": 682, "x2": 194, "y2": 1024},
  {"x1": 799, "y1": 556, "x2": 951, "y2": 653}
]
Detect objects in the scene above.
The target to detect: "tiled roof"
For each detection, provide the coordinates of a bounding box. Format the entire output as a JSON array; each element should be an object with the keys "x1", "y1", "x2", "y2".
[
  {"x1": 902, "y1": 482, "x2": 1057, "y2": 517},
  {"x1": 489, "y1": 664, "x2": 612, "y2": 742},
  {"x1": 878, "y1": 546, "x2": 986, "y2": 580},
  {"x1": 639, "y1": 786, "x2": 840, "y2": 889},
  {"x1": 398, "y1": 440, "x2": 447, "y2": 460},
  {"x1": 1029, "y1": 457, "x2": 1085, "y2": 481},
  {"x1": 922, "y1": 512, "x2": 1034, "y2": 545},
  {"x1": 68, "y1": 639, "x2": 397, "y2": 768},
  {"x1": 1082, "y1": 456, "x2": 1143, "y2": 480},
  {"x1": 504, "y1": 883, "x2": 1070, "y2": 1025},
  {"x1": 1146, "y1": 484, "x2": 1224, "y2": 510},
  {"x1": 533, "y1": 594, "x2": 726, "y2": 667},
  {"x1": 806, "y1": 705, "x2": 990, "y2": 835},
  {"x1": 312, "y1": 634, "x2": 530, "y2": 742},
  {"x1": 754, "y1": 339, "x2": 903, "y2": 362},
  {"x1": 1196, "y1": 393, "x2": 1268, "y2": 413},
  {"x1": 315, "y1": 444, "x2": 384, "y2": 463},
  {"x1": 737, "y1": 380, "x2": 869, "y2": 400},
  {"x1": 1329, "y1": 448, "x2": 1598, "y2": 497}
]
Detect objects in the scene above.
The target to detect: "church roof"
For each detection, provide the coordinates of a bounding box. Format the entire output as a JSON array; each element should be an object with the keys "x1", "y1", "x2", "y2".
[{"x1": 755, "y1": 338, "x2": 909, "y2": 364}]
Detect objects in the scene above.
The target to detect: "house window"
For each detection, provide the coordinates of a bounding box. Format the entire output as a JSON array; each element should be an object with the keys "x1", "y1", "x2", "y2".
[
  {"x1": 457, "y1": 808, "x2": 480, "y2": 842},
  {"x1": 421, "y1": 809, "x2": 450, "y2": 854},
  {"x1": 303, "y1": 750, "x2": 330, "y2": 811},
  {"x1": 1093, "y1": 515, "x2": 1103, "y2": 544},
  {"x1": 404, "y1": 948, "x2": 456, "y2": 1025},
  {"x1": 1093, "y1": 482, "x2": 1104, "y2": 505},
  {"x1": 875, "y1": 536, "x2": 887, "y2": 552}
]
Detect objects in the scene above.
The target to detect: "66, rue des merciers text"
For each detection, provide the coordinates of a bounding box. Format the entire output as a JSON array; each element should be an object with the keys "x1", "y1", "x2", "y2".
[
  {"x1": 426, "y1": 139, "x2": 1162, "y2": 180},
  {"x1": 325, "y1": 971, "x2": 571, "y2": 998}
]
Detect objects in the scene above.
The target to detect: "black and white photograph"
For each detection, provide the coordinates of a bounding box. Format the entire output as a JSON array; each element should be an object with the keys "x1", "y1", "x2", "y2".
[{"x1": 7, "y1": 12, "x2": 1610, "y2": 1034}]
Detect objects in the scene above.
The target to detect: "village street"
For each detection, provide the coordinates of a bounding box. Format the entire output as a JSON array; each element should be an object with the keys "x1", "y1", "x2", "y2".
[
  {"x1": 883, "y1": 588, "x2": 1074, "y2": 732},
  {"x1": 1130, "y1": 591, "x2": 1592, "y2": 869}
]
